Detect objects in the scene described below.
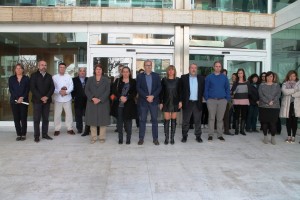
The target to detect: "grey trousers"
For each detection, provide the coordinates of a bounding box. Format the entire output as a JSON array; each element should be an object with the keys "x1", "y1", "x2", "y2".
[{"x1": 207, "y1": 99, "x2": 227, "y2": 137}]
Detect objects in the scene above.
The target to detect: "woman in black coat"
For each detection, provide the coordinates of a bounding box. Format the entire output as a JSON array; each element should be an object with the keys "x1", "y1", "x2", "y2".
[
  {"x1": 159, "y1": 65, "x2": 182, "y2": 145},
  {"x1": 8, "y1": 64, "x2": 30, "y2": 141},
  {"x1": 111, "y1": 67, "x2": 137, "y2": 144}
]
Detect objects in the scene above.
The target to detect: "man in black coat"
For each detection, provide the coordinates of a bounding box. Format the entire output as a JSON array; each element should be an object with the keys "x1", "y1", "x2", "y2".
[
  {"x1": 180, "y1": 63, "x2": 205, "y2": 143},
  {"x1": 72, "y1": 67, "x2": 90, "y2": 136},
  {"x1": 30, "y1": 60, "x2": 55, "y2": 143}
]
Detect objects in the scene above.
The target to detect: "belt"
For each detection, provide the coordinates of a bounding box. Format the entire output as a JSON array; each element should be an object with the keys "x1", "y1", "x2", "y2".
[
  {"x1": 189, "y1": 100, "x2": 198, "y2": 102},
  {"x1": 210, "y1": 98, "x2": 224, "y2": 100}
]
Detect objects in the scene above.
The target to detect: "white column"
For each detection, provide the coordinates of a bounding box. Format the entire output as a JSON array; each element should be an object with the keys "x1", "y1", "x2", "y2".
[
  {"x1": 174, "y1": 26, "x2": 184, "y2": 76},
  {"x1": 183, "y1": 26, "x2": 190, "y2": 74},
  {"x1": 267, "y1": 0, "x2": 272, "y2": 14},
  {"x1": 265, "y1": 34, "x2": 272, "y2": 72}
]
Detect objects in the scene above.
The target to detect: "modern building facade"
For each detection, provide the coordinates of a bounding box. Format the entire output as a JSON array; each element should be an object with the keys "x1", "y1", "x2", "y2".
[{"x1": 0, "y1": 0, "x2": 299, "y2": 124}]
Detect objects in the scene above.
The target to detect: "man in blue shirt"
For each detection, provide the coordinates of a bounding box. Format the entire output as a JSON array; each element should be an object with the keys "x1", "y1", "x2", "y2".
[
  {"x1": 204, "y1": 61, "x2": 231, "y2": 142},
  {"x1": 136, "y1": 60, "x2": 161, "y2": 145},
  {"x1": 180, "y1": 64, "x2": 205, "y2": 143}
]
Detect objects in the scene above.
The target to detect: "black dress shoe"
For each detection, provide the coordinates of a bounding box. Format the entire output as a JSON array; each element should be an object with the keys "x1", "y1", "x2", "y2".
[
  {"x1": 16, "y1": 136, "x2": 21, "y2": 141},
  {"x1": 218, "y1": 136, "x2": 225, "y2": 141},
  {"x1": 118, "y1": 139, "x2": 123, "y2": 144},
  {"x1": 181, "y1": 137, "x2": 187, "y2": 143},
  {"x1": 34, "y1": 138, "x2": 40, "y2": 143},
  {"x1": 126, "y1": 140, "x2": 131, "y2": 145},
  {"x1": 114, "y1": 129, "x2": 118, "y2": 132},
  {"x1": 196, "y1": 137, "x2": 203, "y2": 143},
  {"x1": 42, "y1": 135, "x2": 53, "y2": 140},
  {"x1": 81, "y1": 132, "x2": 89, "y2": 137},
  {"x1": 208, "y1": 136, "x2": 213, "y2": 142},
  {"x1": 224, "y1": 132, "x2": 234, "y2": 136},
  {"x1": 21, "y1": 136, "x2": 26, "y2": 141},
  {"x1": 153, "y1": 140, "x2": 159, "y2": 145},
  {"x1": 138, "y1": 139, "x2": 144, "y2": 145}
]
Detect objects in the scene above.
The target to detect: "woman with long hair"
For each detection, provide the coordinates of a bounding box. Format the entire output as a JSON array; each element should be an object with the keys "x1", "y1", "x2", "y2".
[
  {"x1": 245, "y1": 73, "x2": 260, "y2": 132},
  {"x1": 85, "y1": 64, "x2": 111, "y2": 144},
  {"x1": 258, "y1": 71, "x2": 281, "y2": 145},
  {"x1": 231, "y1": 68, "x2": 250, "y2": 135},
  {"x1": 280, "y1": 70, "x2": 300, "y2": 143},
  {"x1": 159, "y1": 65, "x2": 182, "y2": 145},
  {"x1": 9, "y1": 64, "x2": 30, "y2": 141},
  {"x1": 111, "y1": 67, "x2": 137, "y2": 144}
]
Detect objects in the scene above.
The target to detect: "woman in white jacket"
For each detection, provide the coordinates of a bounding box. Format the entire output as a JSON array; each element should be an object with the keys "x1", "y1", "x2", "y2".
[{"x1": 280, "y1": 70, "x2": 300, "y2": 143}]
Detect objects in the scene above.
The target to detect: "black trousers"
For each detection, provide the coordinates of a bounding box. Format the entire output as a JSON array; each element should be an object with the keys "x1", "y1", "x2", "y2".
[
  {"x1": 33, "y1": 103, "x2": 50, "y2": 138},
  {"x1": 11, "y1": 103, "x2": 28, "y2": 136},
  {"x1": 182, "y1": 101, "x2": 202, "y2": 137},
  {"x1": 75, "y1": 106, "x2": 85, "y2": 132},
  {"x1": 286, "y1": 102, "x2": 298, "y2": 137},
  {"x1": 201, "y1": 102, "x2": 208, "y2": 125},
  {"x1": 117, "y1": 107, "x2": 132, "y2": 140}
]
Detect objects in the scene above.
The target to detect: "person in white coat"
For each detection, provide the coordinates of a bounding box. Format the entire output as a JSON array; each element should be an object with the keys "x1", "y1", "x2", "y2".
[{"x1": 280, "y1": 70, "x2": 300, "y2": 143}]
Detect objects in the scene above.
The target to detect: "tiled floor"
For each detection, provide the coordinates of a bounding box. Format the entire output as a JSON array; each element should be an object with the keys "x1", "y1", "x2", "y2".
[{"x1": 0, "y1": 125, "x2": 300, "y2": 200}]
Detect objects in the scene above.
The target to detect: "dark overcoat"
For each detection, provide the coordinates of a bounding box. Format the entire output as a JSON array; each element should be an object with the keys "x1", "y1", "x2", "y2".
[{"x1": 85, "y1": 76, "x2": 110, "y2": 126}]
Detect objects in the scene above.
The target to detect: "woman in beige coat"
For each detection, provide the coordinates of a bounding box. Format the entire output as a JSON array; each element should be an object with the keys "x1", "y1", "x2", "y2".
[{"x1": 279, "y1": 70, "x2": 300, "y2": 143}]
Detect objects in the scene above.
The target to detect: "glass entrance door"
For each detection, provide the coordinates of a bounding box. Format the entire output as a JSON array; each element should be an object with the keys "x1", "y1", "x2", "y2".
[{"x1": 224, "y1": 56, "x2": 265, "y2": 78}]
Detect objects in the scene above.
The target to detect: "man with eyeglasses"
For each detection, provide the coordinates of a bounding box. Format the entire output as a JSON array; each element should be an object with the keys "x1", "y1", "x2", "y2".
[
  {"x1": 72, "y1": 67, "x2": 90, "y2": 136},
  {"x1": 204, "y1": 61, "x2": 231, "y2": 142},
  {"x1": 136, "y1": 60, "x2": 161, "y2": 145}
]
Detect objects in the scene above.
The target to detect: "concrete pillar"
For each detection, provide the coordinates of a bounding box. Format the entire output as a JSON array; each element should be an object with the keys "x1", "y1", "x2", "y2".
[{"x1": 268, "y1": 0, "x2": 272, "y2": 14}]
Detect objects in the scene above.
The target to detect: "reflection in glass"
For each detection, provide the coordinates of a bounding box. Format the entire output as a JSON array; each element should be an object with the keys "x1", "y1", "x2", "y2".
[
  {"x1": 272, "y1": 23, "x2": 300, "y2": 82},
  {"x1": 192, "y1": 0, "x2": 268, "y2": 13},
  {"x1": 189, "y1": 54, "x2": 224, "y2": 76},
  {"x1": 92, "y1": 57, "x2": 133, "y2": 77},
  {"x1": 0, "y1": 32, "x2": 87, "y2": 121},
  {"x1": 227, "y1": 60, "x2": 260, "y2": 79},
  {"x1": 190, "y1": 35, "x2": 265, "y2": 50}
]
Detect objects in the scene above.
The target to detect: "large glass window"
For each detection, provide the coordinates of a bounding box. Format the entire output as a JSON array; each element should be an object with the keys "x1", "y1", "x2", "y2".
[
  {"x1": 190, "y1": 35, "x2": 265, "y2": 50},
  {"x1": 273, "y1": 0, "x2": 297, "y2": 13},
  {"x1": 272, "y1": 23, "x2": 300, "y2": 82},
  {"x1": 0, "y1": 32, "x2": 87, "y2": 121},
  {"x1": 192, "y1": 0, "x2": 268, "y2": 13},
  {"x1": 189, "y1": 54, "x2": 224, "y2": 76}
]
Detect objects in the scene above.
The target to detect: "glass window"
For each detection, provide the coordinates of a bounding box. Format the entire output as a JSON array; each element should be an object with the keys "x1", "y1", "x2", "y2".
[
  {"x1": 0, "y1": 32, "x2": 87, "y2": 121},
  {"x1": 190, "y1": 35, "x2": 265, "y2": 50},
  {"x1": 272, "y1": 23, "x2": 300, "y2": 83},
  {"x1": 90, "y1": 33, "x2": 174, "y2": 46},
  {"x1": 189, "y1": 54, "x2": 224, "y2": 76},
  {"x1": 192, "y1": 0, "x2": 268, "y2": 13},
  {"x1": 273, "y1": 0, "x2": 297, "y2": 13}
]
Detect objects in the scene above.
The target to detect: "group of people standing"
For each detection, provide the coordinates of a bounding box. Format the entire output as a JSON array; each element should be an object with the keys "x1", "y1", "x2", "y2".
[{"x1": 8, "y1": 59, "x2": 300, "y2": 145}]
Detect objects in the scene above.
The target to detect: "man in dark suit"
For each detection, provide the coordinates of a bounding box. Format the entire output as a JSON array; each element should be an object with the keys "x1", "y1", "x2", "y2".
[
  {"x1": 30, "y1": 60, "x2": 55, "y2": 143},
  {"x1": 136, "y1": 60, "x2": 162, "y2": 145},
  {"x1": 72, "y1": 67, "x2": 90, "y2": 136},
  {"x1": 180, "y1": 63, "x2": 205, "y2": 143}
]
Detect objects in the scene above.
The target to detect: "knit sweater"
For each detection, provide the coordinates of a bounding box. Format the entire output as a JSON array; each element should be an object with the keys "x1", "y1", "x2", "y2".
[{"x1": 258, "y1": 83, "x2": 281, "y2": 109}]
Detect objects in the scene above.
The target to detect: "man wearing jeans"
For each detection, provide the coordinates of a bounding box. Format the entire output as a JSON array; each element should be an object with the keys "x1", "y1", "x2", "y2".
[
  {"x1": 136, "y1": 60, "x2": 161, "y2": 145},
  {"x1": 204, "y1": 61, "x2": 231, "y2": 142}
]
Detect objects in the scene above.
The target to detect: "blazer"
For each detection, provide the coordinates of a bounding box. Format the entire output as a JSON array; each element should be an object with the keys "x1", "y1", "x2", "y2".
[
  {"x1": 30, "y1": 71, "x2": 55, "y2": 104},
  {"x1": 280, "y1": 81, "x2": 300, "y2": 118},
  {"x1": 180, "y1": 74, "x2": 205, "y2": 110},
  {"x1": 72, "y1": 76, "x2": 88, "y2": 109},
  {"x1": 8, "y1": 75, "x2": 30, "y2": 104},
  {"x1": 136, "y1": 72, "x2": 161, "y2": 106},
  {"x1": 111, "y1": 78, "x2": 137, "y2": 119}
]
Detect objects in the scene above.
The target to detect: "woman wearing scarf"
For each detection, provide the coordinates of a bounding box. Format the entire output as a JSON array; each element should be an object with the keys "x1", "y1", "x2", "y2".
[{"x1": 280, "y1": 70, "x2": 300, "y2": 143}]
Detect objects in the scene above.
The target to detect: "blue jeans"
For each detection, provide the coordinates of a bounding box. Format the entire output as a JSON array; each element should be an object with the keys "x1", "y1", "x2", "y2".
[
  {"x1": 246, "y1": 105, "x2": 258, "y2": 131},
  {"x1": 138, "y1": 103, "x2": 159, "y2": 140}
]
